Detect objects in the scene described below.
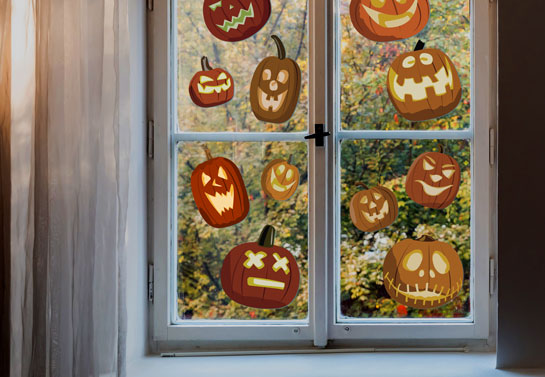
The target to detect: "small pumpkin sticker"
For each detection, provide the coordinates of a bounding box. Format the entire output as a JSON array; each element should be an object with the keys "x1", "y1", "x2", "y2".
[
  {"x1": 221, "y1": 225, "x2": 300, "y2": 309},
  {"x1": 405, "y1": 145, "x2": 461, "y2": 209},
  {"x1": 349, "y1": 182, "x2": 398, "y2": 232},
  {"x1": 190, "y1": 146, "x2": 250, "y2": 228},
  {"x1": 189, "y1": 56, "x2": 234, "y2": 108},
  {"x1": 383, "y1": 235, "x2": 464, "y2": 309},
  {"x1": 261, "y1": 155, "x2": 300, "y2": 201},
  {"x1": 250, "y1": 35, "x2": 302, "y2": 124},
  {"x1": 387, "y1": 40, "x2": 462, "y2": 121}
]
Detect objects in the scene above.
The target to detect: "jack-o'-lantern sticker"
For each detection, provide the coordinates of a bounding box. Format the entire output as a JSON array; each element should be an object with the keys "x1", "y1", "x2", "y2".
[
  {"x1": 203, "y1": 0, "x2": 271, "y2": 42},
  {"x1": 261, "y1": 156, "x2": 300, "y2": 201},
  {"x1": 405, "y1": 145, "x2": 461, "y2": 209},
  {"x1": 387, "y1": 40, "x2": 462, "y2": 121},
  {"x1": 191, "y1": 146, "x2": 250, "y2": 228},
  {"x1": 250, "y1": 35, "x2": 302, "y2": 124},
  {"x1": 188, "y1": 56, "x2": 234, "y2": 108},
  {"x1": 349, "y1": 182, "x2": 398, "y2": 232},
  {"x1": 221, "y1": 225, "x2": 300, "y2": 309},
  {"x1": 349, "y1": 0, "x2": 430, "y2": 42},
  {"x1": 383, "y1": 235, "x2": 464, "y2": 309}
]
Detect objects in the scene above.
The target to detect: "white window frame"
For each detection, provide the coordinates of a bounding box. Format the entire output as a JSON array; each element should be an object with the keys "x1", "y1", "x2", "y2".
[{"x1": 148, "y1": 0, "x2": 496, "y2": 349}]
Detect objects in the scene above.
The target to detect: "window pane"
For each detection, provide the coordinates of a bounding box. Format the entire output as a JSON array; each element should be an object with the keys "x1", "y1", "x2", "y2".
[
  {"x1": 339, "y1": 0, "x2": 470, "y2": 130},
  {"x1": 176, "y1": 141, "x2": 308, "y2": 320},
  {"x1": 176, "y1": 0, "x2": 309, "y2": 133},
  {"x1": 339, "y1": 139, "x2": 471, "y2": 319}
]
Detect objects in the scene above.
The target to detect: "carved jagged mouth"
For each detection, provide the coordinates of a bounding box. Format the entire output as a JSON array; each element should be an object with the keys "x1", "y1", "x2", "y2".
[
  {"x1": 205, "y1": 185, "x2": 234, "y2": 215},
  {"x1": 384, "y1": 272, "x2": 461, "y2": 307},
  {"x1": 247, "y1": 277, "x2": 285, "y2": 290},
  {"x1": 258, "y1": 88, "x2": 287, "y2": 113},
  {"x1": 416, "y1": 180, "x2": 452, "y2": 197},
  {"x1": 362, "y1": 201, "x2": 389, "y2": 223},
  {"x1": 362, "y1": 0, "x2": 419, "y2": 28},
  {"x1": 388, "y1": 62, "x2": 454, "y2": 102},
  {"x1": 217, "y1": 4, "x2": 254, "y2": 32},
  {"x1": 198, "y1": 79, "x2": 231, "y2": 95},
  {"x1": 270, "y1": 168, "x2": 296, "y2": 192}
]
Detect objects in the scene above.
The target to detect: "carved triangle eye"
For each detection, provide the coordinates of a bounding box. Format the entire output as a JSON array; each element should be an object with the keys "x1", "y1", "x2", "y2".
[
  {"x1": 202, "y1": 173, "x2": 211, "y2": 186},
  {"x1": 423, "y1": 159, "x2": 435, "y2": 171},
  {"x1": 218, "y1": 167, "x2": 228, "y2": 180}
]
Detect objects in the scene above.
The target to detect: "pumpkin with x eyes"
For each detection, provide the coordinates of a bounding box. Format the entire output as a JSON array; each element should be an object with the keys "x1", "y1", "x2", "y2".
[
  {"x1": 383, "y1": 236, "x2": 464, "y2": 309},
  {"x1": 203, "y1": 0, "x2": 271, "y2": 42},
  {"x1": 405, "y1": 148, "x2": 461, "y2": 209},
  {"x1": 189, "y1": 56, "x2": 234, "y2": 108},
  {"x1": 387, "y1": 41, "x2": 462, "y2": 121},
  {"x1": 350, "y1": 0, "x2": 430, "y2": 42},
  {"x1": 350, "y1": 183, "x2": 398, "y2": 232},
  {"x1": 250, "y1": 35, "x2": 301, "y2": 124},
  {"x1": 221, "y1": 225, "x2": 300, "y2": 309},
  {"x1": 261, "y1": 156, "x2": 300, "y2": 201},
  {"x1": 191, "y1": 147, "x2": 249, "y2": 228}
]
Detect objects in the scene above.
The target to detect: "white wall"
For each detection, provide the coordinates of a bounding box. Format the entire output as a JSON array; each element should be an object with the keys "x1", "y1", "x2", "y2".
[{"x1": 126, "y1": 0, "x2": 148, "y2": 363}]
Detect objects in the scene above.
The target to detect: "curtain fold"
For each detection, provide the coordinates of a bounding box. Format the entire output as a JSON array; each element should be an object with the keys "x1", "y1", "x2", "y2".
[{"x1": 6, "y1": 0, "x2": 131, "y2": 376}]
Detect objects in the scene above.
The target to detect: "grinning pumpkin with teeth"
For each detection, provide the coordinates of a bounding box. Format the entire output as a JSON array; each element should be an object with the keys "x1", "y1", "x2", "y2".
[
  {"x1": 189, "y1": 56, "x2": 234, "y2": 108},
  {"x1": 405, "y1": 146, "x2": 461, "y2": 209},
  {"x1": 387, "y1": 41, "x2": 462, "y2": 121},
  {"x1": 261, "y1": 156, "x2": 300, "y2": 201},
  {"x1": 203, "y1": 0, "x2": 271, "y2": 42},
  {"x1": 350, "y1": 0, "x2": 430, "y2": 42},
  {"x1": 250, "y1": 35, "x2": 301, "y2": 124},
  {"x1": 191, "y1": 146, "x2": 249, "y2": 228},
  {"x1": 383, "y1": 235, "x2": 464, "y2": 309},
  {"x1": 349, "y1": 183, "x2": 398, "y2": 232}
]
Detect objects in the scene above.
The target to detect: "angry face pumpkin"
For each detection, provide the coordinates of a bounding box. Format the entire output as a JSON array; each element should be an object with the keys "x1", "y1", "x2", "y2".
[
  {"x1": 221, "y1": 225, "x2": 300, "y2": 309},
  {"x1": 387, "y1": 41, "x2": 462, "y2": 121},
  {"x1": 405, "y1": 148, "x2": 461, "y2": 209},
  {"x1": 203, "y1": 0, "x2": 271, "y2": 42},
  {"x1": 383, "y1": 236, "x2": 464, "y2": 309},
  {"x1": 191, "y1": 147, "x2": 250, "y2": 228},
  {"x1": 250, "y1": 35, "x2": 301, "y2": 124},
  {"x1": 349, "y1": 0, "x2": 430, "y2": 42},
  {"x1": 261, "y1": 156, "x2": 300, "y2": 201},
  {"x1": 188, "y1": 56, "x2": 234, "y2": 108},
  {"x1": 349, "y1": 183, "x2": 398, "y2": 232}
]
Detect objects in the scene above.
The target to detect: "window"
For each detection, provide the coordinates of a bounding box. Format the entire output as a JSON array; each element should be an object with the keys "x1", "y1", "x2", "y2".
[{"x1": 149, "y1": 0, "x2": 495, "y2": 347}]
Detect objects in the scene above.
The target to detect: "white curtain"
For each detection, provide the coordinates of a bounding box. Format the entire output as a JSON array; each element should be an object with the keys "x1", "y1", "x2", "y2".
[{"x1": 6, "y1": 0, "x2": 131, "y2": 376}]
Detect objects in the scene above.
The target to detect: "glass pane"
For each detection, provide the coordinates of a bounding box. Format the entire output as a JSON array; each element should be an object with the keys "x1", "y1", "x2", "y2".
[
  {"x1": 176, "y1": 0, "x2": 309, "y2": 132},
  {"x1": 176, "y1": 141, "x2": 309, "y2": 320},
  {"x1": 339, "y1": 0, "x2": 470, "y2": 130},
  {"x1": 339, "y1": 139, "x2": 471, "y2": 319}
]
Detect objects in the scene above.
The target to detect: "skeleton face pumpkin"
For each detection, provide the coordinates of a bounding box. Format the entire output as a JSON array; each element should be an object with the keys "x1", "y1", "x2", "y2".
[
  {"x1": 191, "y1": 148, "x2": 249, "y2": 228},
  {"x1": 349, "y1": 0, "x2": 430, "y2": 42},
  {"x1": 221, "y1": 225, "x2": 300, "y2": 309},
  {"x1": 261, "y1": 157, "x2": 300, "y2": 201},
  {"x1": 383, "y1": 236, "x2": 464, "y2": 309},
  {"x1": 387, "y1": 41, "x2": 462, "y2": 121},
  {"x1": 349, "y1": 184, "x2": 398, "y2": 232},
  {"x1": 405, "y1": 150, "x2": 461, "y2": 209},
  {"x1": 250, "y1": 35, "x2": 301, "y2": 124},
  {"x1": 203, "y1": 0, "x2": 271, "y2": 42},
  {"x1": 188, "y1": 56, "x2": 234, "y2": 108}
]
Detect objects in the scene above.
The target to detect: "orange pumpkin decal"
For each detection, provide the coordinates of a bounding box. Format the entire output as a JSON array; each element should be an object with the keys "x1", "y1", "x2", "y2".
[
  {"x1": 383, "y1": 236, "x2": 464, "y2": 309},
  {"x1": 191, "y1": 146, "x2": 249, "y2": 228},
  {"x1": 349, "y1": 0, "x2": 430, "y2": 42},
  {"x1": 387, "y1": 41, "x2": 462, "y2": 121},
  {"x1": 261, "y1": 156, "x2": 300, "y2": 201},
  {"x1": 189, "y1": 56, "x2": 234, "y2": 108},
  {"x1": 221, "y1": 225, "x2": 300, "y2": 309},
  {"x1": 349, "y1": 183, "x2": 398, "y2": 232},
  {"x1": 405, "y1": 146, "x2": 461, "y2": 209}
]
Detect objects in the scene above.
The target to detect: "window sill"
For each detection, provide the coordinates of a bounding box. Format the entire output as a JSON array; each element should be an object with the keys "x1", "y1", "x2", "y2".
[{"x1": 127, "y1": 352, "x2": 543, "y2": 377}]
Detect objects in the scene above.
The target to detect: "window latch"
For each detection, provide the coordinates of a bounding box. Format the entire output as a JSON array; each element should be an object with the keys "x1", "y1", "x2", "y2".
[{"x1": 305, "y1": 124, "x2": 331, "y2": 147}]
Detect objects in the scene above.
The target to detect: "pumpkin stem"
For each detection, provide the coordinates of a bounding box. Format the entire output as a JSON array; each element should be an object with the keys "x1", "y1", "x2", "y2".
[
  {"x1": 201, "y1": 56, "x2": 213, "y2": 71},
  {"x1": 355, "y1": 182, "x2": 369, "y2": 190},
  {"x1": 258, "y1": 225, "x2": 276, "y2": 247},
  {"x1": 416, "y1": 235, "x2": 436, "y2": 242},
  {"x1": 414, "y1": 40, "x2": 426, "y2": 51},
  {"x1": 201, "y1": 144, "x2": 214, "y2": 160},
  {"x1": 287, "y1": 154, "x2": 293, "y2": 164},
  {"x1": 437, "y1": 143, "x2": 444, "y2": 153},
  {"x1": 271, "y1": 35, "x2": 286, "y2": 60}
]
